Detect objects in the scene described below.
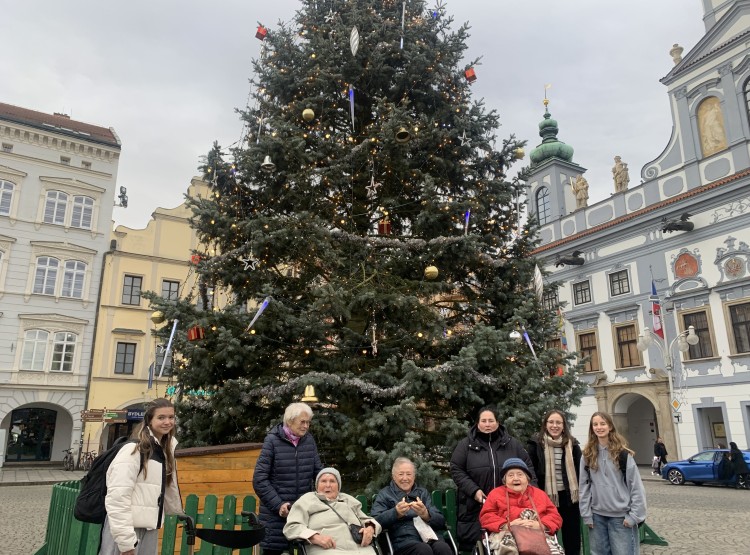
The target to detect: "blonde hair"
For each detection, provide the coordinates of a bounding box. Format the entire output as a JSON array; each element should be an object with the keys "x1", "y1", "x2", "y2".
[{"x1": 582, "y1": 411, "x2": 633, "y2": 472}]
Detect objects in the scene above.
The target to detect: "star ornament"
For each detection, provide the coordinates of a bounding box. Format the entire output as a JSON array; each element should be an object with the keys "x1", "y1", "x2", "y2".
[
  {"x1": 324, "y1": 9, "x2": 336, "y2": 23},
  {"x1": 367, "y1": 177, "x2": 381, "y2": 198},
  {"x1": 459, "y1": 130, "x2": 472, "y2": 148},
  {"x1": 239, "y1": 257, "x2": 259, "y2": 271}
]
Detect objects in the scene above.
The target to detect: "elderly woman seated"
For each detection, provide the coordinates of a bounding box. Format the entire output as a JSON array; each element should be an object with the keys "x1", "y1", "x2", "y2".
[
  {"x1": 284, "y1": 468, "x2": 381, "y2": 555},
  {"x1": 479, "y1": 458, "x2": 562, "y2": 540}
]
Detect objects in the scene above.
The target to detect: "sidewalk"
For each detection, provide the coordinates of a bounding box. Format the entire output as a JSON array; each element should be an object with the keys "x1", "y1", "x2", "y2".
[{"x1": 0, "y1": 466, "x2": 85, "y2": 486}]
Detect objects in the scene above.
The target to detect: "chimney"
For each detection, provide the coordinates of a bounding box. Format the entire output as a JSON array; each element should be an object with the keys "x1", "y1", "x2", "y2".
[{"x1": 53, "y1": 112, "x2": 70, "y2": 119}]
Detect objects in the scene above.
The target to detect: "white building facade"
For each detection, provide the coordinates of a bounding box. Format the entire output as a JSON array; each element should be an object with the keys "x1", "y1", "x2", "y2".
[
  {"x1": 529, "y1": 1, "x2": 750, "y2": 462},
  {"x1": 0, "y1": 103, "x2": 121, "y2": 465}
]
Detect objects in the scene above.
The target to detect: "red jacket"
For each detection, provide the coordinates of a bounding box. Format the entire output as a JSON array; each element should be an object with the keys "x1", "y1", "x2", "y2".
[{"x1": 479, "y1": 485, "x2": 562, "y2": 534}]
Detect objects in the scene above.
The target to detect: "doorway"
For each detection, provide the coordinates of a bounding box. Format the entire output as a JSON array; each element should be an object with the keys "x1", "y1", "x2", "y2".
[{"x1": 5, "y1": 408, "x2": 57, "y2": 462}]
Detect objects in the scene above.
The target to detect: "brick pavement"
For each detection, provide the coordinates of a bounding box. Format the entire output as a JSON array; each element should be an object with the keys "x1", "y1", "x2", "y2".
[{"x1": 0, "y1": 466, "x2": 85, "y2": 486}]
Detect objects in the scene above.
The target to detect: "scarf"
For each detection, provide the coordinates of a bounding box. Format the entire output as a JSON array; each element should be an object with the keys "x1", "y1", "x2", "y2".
[
  {"x1": 283, "y1": 424, "x2": 301, "y2": 446},
  {"x1": 543, "y1": 434, "x2": 579, "y2": 506}
]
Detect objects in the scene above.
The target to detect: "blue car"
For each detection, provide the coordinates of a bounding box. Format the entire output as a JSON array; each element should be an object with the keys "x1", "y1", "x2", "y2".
[{"x1": 661, "y1": 448, "x2": 750, "y2": 486}]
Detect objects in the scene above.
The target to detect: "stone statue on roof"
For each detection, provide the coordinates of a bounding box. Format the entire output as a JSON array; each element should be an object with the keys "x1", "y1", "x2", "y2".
[
  {"x1": 612, "y1": 156, "x2": 630, "y2": 193},
  {"x1": 573, "y1": 174, "x2": 589, "y2": 209}
]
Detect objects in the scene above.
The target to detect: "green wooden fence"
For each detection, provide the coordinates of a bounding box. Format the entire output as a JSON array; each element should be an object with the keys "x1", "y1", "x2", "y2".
[{"x1": 34, "y1": 482, "x2": 666, "y2": 555}]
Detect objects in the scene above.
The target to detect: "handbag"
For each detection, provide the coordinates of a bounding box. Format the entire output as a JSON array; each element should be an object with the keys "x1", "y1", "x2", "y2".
[
  {"x1": 325, "y1": 500, "x2": 365, "y2": 544},
  {"x1": 504, "y1": 490, "x2": 554, "y2": 555},
  {"x1": 651, "y1": 456, "x2": 660, "y2": 470}
]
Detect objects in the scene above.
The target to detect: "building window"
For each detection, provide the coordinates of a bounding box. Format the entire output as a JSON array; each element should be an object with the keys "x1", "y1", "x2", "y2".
[
  {"x1": 33, "y1": 257, "x2": 59, "y2": 295},
  {"x1": 536, "y1": 187, "x2": 551, "y2": 225},
  {"x1": 162, "y1": 279, "x2": 180, "y2": 301},
  {"x1": 573, "y1": 280, "x2": 592, "y2": 305},
  {"x1": 1, "y1": 143, "x2": 12, "y2": 153},
  {"x1": 729, "y1": 302, "x2": 750, "y2": 354},
  {"x1": 608, "y1": 270, "x2": 630, "y2": 297},
  {"x1": 155, "y1": 345, "x2": 173, "y2": 377},
  {"x1": 0, "y1": 180, "x2": 14, "y2": 216},
  {"x1": 43, "y1": 191, "x2": 68, "y2": 225},
  {"x1": 615, "y1": 323, "x2": 641, "y2": 368},
  {"x1": 61, "y1": 260, "x2": 86, "y2": 298},
  {"x1": 122, "y1": 275, "x2": 143, "y2": 305},
  {"x1": 577, "y1": 331, "x2": 600, "y2": 372},
  {"x1": 81, "y1": 161, "x2": 91, "y2": 170},
  {"x1": 51, "y1": 332, "x2": 76, "y2": 372},
  {"x1": 60, "y1": 156, "x2": 71, "y2": 165},
  {"x1": 21, "y1": 330, "x2": 49, "y2": 371},
  {"x1": 682, "y1": 310, "x2": 714, "y2": 359},
  {"x1": 542, "y1": 289, "x2": 558, "y2": 312},
  {"x1": 70, "y1": 196, "x2": 94, "y2": 229},
  {"x1": 114, "y1": 342, "x2": 136, "y2": 374}
]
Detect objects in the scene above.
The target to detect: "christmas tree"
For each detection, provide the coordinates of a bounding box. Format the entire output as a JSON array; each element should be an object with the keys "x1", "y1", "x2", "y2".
[{"x1": 148, "y1": 0, "x2": 585, "y2": 492}]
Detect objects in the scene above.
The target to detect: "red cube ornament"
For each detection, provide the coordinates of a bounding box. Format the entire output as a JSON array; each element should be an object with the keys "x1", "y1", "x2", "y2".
[
  {"x1": 378, "y1": 217, "x2": 391, "y2": 235},
  {"x1": 256, "y1": 25, "x2": 268, "y2": 41},
  {"x1": 464, "y1": 68, "x2": 477, "y2": 83},
  {"x1": 187, "y1": 326, "x2": 205, "y2": 342},
  {"x1": 190, "y1": 254, "x2": 201, "y2": 265}
]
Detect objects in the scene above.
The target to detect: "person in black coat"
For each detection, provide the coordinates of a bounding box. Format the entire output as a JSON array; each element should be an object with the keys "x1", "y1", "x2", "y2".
[
  {"x1": 253, "y1": 403, "x2": 323, "y2": 555},
  {"x1": 526, "y1": 409, "x2": 582, "y2": 555},
  {"x1": 729, "y1": 441, "x2": 749, "y2": 489},
  {"x1": 450, "y1": 406, "x2": 536, "y2": 551},
  {"x1": 653, "y1": 437, "x2": 668, "y2": 475}
]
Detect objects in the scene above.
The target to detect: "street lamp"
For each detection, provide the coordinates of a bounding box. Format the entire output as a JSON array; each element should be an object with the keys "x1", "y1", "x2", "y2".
[{"x1": 636, "y1": 325, "x2": 699, "y2": 460}]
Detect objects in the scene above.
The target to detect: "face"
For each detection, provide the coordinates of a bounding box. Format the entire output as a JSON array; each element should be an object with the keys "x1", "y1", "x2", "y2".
[
  {"x1": 149, "y1": 407, "x2": 176, "y2": 440},
  {"x1": 503, "y1": 469, "x2": 529, "y2": 493},
  {"x1": 591, "y1": 415, "x2": 611, "y2": 442},
  {"x1": 288, "y1": 414, "x2": 312, "y2": 437},
  {"x1": 392, "y1": 462, "x2": 416, "y2": 493},
  {"x1": 477, "y1": 411, "x2": 499, "y2": 433},
  {"x1": 545, "y1": 413, "x2": 565, "y2": 440},
  {"x1": 316, "y1": 473, "x2": 339, "y2": 499}
]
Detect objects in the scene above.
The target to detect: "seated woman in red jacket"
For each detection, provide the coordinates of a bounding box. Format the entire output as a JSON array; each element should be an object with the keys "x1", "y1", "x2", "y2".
[{"x1": 479, "y1": 458, "x2": 562, "y2": 536}]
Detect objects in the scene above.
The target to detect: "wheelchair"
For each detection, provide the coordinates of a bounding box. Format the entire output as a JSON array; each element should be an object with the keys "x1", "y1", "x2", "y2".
[{"x1": 291, "y1": 528, "x2": 459, "y2": 555}]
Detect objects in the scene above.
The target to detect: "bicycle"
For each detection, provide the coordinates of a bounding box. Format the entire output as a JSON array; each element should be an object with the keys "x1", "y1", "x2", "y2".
[{"x1": 62, "y1": 448, "x2": 75, "y2": 471}]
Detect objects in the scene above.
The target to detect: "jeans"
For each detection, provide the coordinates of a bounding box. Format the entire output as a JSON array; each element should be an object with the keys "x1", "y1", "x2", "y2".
[{"x1": 589, "y1": 513, "x2": 639, "y2": 555}]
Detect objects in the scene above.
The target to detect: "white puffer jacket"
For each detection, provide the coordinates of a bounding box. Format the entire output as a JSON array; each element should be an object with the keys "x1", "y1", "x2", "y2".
[{"x1": 104, "y1": 435, "x2": 183, "y2": 552}]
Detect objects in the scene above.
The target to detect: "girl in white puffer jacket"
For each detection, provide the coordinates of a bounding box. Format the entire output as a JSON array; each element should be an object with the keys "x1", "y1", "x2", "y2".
[{"x1": 99, "y1": 398, "x2": 183, "y2": 555}]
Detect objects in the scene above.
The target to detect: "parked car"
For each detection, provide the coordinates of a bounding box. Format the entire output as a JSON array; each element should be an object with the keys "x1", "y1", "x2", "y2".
[{"x1": 661, "y1": 448, "x2": 750, "y2": 486}]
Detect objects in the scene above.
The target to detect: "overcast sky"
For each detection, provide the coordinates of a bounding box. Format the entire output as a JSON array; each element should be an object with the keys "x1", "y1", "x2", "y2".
[{"x1": 0, "y1": 0, "x2": 707, "y2": 230}]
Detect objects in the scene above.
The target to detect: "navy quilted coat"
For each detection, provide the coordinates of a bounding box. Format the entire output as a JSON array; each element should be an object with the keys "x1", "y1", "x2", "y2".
[{"x1": 252, "y1": 423, "x2": 323, "y2": 552}]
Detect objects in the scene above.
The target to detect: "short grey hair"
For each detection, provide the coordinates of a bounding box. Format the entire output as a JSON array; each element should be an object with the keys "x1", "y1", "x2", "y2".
[
  {"x1": 392, "y1": 457, "x2": 416, "y2": 473},
  {"x1": 283, "y1": 402, "x2": 313, "y2": 425}
]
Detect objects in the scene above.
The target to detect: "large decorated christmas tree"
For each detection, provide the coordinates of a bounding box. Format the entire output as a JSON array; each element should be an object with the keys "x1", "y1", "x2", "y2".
[{"x1": 149, "y1": 0, "x2": 585, "y2": 491}]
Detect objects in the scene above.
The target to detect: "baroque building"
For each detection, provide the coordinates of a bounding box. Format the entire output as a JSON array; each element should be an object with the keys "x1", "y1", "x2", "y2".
[
  {"x1": 530, "y1": 0, "x2": 750, "y2": 462},
  {"x1": 0, "y1": 103, "x2": 121, "y2": 465}
]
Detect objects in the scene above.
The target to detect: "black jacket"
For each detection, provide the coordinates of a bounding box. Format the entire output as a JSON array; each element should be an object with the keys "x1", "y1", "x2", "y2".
[
  {"x1": 526, "y1": 434, "x2": 582, "y2": 495},
  {"x1": 252, "y1": 424, "x2": 323, "y2": 551},
  {"x1": 653, "y1": 441, "x2": 668, "y2": 458},
  {"x1": 450, "y1": 425, "x2": 536, "y2": 548}
]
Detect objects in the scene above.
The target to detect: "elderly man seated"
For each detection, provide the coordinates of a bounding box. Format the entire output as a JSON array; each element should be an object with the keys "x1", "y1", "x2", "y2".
[
  {"x1": 284, "y1": 468, "x2": 381, "y2": 555},
  {"x1": 371, "y1": 457, "x2": 452, "y2": 555}
]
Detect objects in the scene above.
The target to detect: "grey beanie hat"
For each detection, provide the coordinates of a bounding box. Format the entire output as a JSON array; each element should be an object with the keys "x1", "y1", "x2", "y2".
[{"x1": 316, "y1": 467, "x2": 342, "y2": 489}]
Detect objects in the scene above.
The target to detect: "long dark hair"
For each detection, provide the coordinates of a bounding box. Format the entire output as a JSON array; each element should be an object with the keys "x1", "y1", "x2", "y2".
[
  {"x1": 582, "y1": 411, "x2": 633, "y2": 471},
  {"x1": 539, "y1": 409, "x2": 574, "y2": 446},
  {"x1": 130, "y1": 398, "x2": 176, "y2": 485}
]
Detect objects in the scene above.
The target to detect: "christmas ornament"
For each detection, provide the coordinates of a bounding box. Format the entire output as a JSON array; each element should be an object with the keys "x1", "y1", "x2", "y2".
[
  {"x1": 187, "y1": 325, "x2": 205, "y2": 341},
  {"x1": 190, "y1": 254, "x2": 201, "y2": 265},
  {"x1": 424, "y1": 265, "x2": 439, "y2": 280},
  {"x1": 395, "y1": 127, "x2": 411, "y2": 143},
  {"x1": 301, "y1": 384, "x2": 319, "y2": 402},
  {"x1": 247, "y1": 296, "x2": 272, "y2": 330},
  {"x1": 400, "y1": 1, "x2": 406, "y2": 49},
  {"x1": 430, "y1": 0, "x2": 446, "y2": 18},
  {"x1": 514, "y1": 147, "x2": 525, "y2": 160},
  {"x1": 324, "y1": 9, "x2": 336, "y2": 23},
  {"x1": 459, "y1": 130, "x2": 471, "y2": 148},
  {"x1": 350, "y1": 27, "x2": 360, "y2": 56},
  {"x1": 533, "y1": 264, "x2": 544, "y2": 302},
  {"x1": 464, "y1": 208, "x2": 471, "y2": 235},
  {"x1": 150, "y1": 311, "x2": 165, "y2": 325},
  {"x1": 367, "y1": 173, "x2": 380, "y2": 198},
  {"x1": 261, "y1": 155, "x2": 276, "y2": 172},
  {"x1": 348, "y1": 86, "x2": 355, "y2": 131},
  {"x1": 255, "y1": 25, "x2": 268, "y2": 41},
  {"x1": 464, "y1": 67, "x2": 477, "y2": 82},
  {"x1": 302, "y1": 108, "x2": 315, "y2": 122},
  {"x1": 509, "y1": 330, "x2": 522, "y2": 342},
  {"x1": 239, "y1": 257, "x2": 259, "y2": 271},
  {"x1": 378, "y1": 216, "x2": 392, "y2": 235},
  {"x1": 522, "y1": 327, "x2": 538, "y2": 360}
]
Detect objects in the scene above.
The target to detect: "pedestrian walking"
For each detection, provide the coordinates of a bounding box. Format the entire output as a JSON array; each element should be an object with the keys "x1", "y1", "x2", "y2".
[
  {"x1": 653, "y1": 437, "x2": 668, "y2": 475},
  {"x1": 729, "y1": 441, "x2": 749, "y2": 489}
]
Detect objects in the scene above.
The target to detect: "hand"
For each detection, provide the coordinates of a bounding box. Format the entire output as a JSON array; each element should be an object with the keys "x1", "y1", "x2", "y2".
[
  {"x1": 279, "y1": 503, "x2": 291, "y2": 517},
  {"x1": 510, "y1": 518, "x2": 540, "y2": 529},
  {"x1": 360, "y1": 524, "x2": 375, "y2": 546},
  {"x1": 474, "y1": 490, "x2": 486, "y2": 504},
  {"x1": 587, "y1": 524, "x2": 594, "y2": 529},
  {"x1": 310, "y1": 533, "x2": 336, "y2": 549},
  {"x1": 396, "y1": 499, "x2": 412, "y2": 518},
  {"x1": 409, "y1": 499, "x2": 430, "y2": 521},
  {"x1": 623, "y1": 520, "x2": 633, "y2": 528}
]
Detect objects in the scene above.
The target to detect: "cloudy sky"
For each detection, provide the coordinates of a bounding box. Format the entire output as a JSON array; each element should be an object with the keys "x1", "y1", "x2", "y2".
[{"x1": 1, "y1": 0, "x2": 706, "y2": 229}]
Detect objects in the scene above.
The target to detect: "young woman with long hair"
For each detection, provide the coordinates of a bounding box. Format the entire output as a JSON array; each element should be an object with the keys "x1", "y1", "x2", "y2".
[
  {"x1": 526, "y1": 409, "x2": 581, "y2": 555},
  {"x1": 579, "y1": 411, "x2": 646, "y2": 555},
  {"x1": 98, "y1": 398, "x2": 183, "y2": 555}
]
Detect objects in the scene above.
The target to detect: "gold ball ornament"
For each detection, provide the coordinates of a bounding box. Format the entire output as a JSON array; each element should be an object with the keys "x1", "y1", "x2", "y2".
[
  {"x1": 150, "y1": 310, "x2": 166, "y2": 324},
  {"x1": 513, "y1": 147, "x2": 525, "y2": 160},
  {"x1": 424, "y1": 265, "x2": 439, "y2": 280},
  {"x1": 302, "y1": 108, "x2": 315, "y2": 122}
]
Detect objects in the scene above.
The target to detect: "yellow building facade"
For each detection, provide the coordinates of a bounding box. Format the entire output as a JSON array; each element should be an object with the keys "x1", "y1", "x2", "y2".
[{"x1": 83, "y1": 178, "x2": 209, "y2": 453}]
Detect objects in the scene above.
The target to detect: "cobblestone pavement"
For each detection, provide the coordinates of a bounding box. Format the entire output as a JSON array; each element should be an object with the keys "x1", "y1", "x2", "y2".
[{"x1": 0, "y1": 469, "x2": 747, "y2": 554}]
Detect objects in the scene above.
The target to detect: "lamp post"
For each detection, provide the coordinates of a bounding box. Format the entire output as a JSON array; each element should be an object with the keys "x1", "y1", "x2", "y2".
[{"x1": 636, "y1": 325, "x2": 699, "y2": 460}]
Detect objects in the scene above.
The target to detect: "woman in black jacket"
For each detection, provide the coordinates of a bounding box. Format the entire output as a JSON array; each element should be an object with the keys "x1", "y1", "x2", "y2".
[
  {"x1": 526, "y1": 409, "x2": 581, "y2": 555},
  {"x1": 253, "y1": 402, "x2": 323, "y2": 555},
  {"x1": 450, "y1": 406, "x2": 536, "y2": 551},
  {"x1": 653, "y1": 436, "x2": 668, "y2": 475},
  {"x1": 729, "y1": 441, "x2": 749, "y2": 489}
]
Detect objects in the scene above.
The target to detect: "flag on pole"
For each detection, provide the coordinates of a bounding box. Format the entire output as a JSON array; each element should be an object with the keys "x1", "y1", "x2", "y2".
[{"x1": 651, "y1": 280, "x2": 664, "y2": 339}]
